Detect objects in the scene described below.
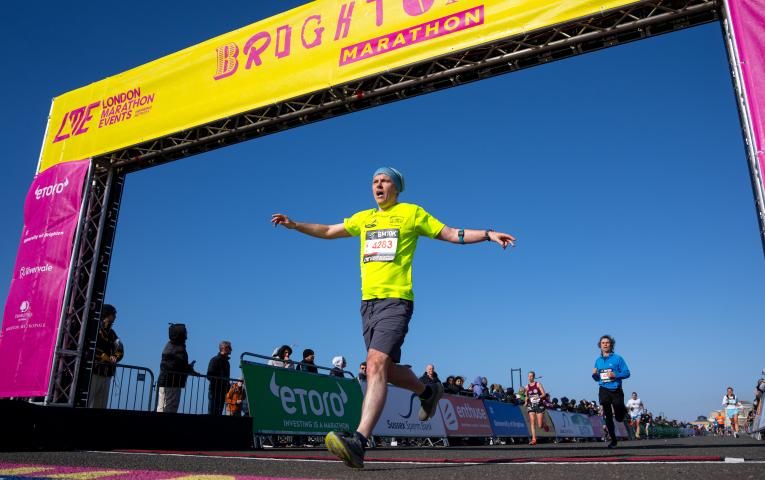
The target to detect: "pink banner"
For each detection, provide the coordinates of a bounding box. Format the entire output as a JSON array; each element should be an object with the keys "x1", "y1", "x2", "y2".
[
  {"x1": 727, "y1": 0, "x2": 765, "y2": 193},
  {"x1": 0, "y1": 159, "x2": 90, "y2": 398}
]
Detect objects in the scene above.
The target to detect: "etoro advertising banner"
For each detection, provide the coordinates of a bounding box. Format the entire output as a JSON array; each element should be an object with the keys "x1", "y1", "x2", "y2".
[
  {"x1": 0, "y1": 159, "x2": 90, "y2": 398},
  {"x1": 242, "y1": 362, "x2": 362, "y2": 434},
  {"x1": 368, "y1": 384, "x2": 447, "y2": 437},
  {"x1": 40, "y1": 0, "x2": 641, "y2": 172}
]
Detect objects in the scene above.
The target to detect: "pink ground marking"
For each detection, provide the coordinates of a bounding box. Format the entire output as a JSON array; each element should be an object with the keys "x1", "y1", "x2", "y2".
[{"x1": 0, "y1": 462, "x2": 312, "y2": 480}]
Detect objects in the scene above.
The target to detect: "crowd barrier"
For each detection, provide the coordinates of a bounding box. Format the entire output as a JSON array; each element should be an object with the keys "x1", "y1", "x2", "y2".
[
  {"x1": 100, "y1": 363, "x2": 155, "y2": 411},
  {"x1": 239, "y1": 363, "x2": 643, "y2": 441},
  {"x1": 155, "y1": 371, "x2": 240, "y2": 415},
  {"x1": 94, "y1": 363, "x2": 694, "y2": 441}
]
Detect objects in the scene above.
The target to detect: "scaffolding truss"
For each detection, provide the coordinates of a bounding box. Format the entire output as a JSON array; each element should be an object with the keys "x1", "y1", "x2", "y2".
[{"x1": 46, "y1": 0, "x2": 720, "y2": 406}]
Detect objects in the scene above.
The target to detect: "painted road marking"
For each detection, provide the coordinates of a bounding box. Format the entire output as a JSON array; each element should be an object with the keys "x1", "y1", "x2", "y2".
[
  {"x1": 96, "y1": 451, "x2": 765, "y2": 466},
  {"x1": 0, "y1": 463, "x2": 311, "y2": 480},
  {"x1": 0, "y1": 467, "x2": 55, "y2": 475}
]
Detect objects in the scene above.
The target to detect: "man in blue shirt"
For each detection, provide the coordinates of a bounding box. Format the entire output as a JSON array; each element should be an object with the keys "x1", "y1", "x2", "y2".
[{"x1": 592, "y1": 334, "x2": 630, "y2": 448}]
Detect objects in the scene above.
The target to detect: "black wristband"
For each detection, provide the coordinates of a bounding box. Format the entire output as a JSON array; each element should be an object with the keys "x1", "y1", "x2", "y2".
[{"x1": 484, "y1": 229, "x2": 494, "y2": 241}]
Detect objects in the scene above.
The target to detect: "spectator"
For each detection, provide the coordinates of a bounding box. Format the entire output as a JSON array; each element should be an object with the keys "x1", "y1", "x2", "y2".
[
  {"x1": 551, "y1": 398, "x2": 560, "y2": 410},
  {"x1": 444, "y1": 376, "x2": 458, "y2": 394},
  {"x1": 490, "y1": 384, "x2": 506, "y2": 402},
  {"x1": 505, "y1": 387, "x2": 517, "y2": 405},
  {"x1": 268, "y1": 345, "x2": 295, "y2": 368},
  {"x1": 157, "y1": 323, "x2": 196, "y2": 413},
  {"x1": 419, "y1": 364, "x2": 441, "y2": 385},
  {"x1": 298, "y1": 348, "x2": 318, "y2": 373},
  {"x1": 358, "y1": 362, "x2": 367, "y2": 381},
  {"x1": 88, "y1": 304, "x2": 123, "y2": 409},
  {"x1": 518, "y1": 387, "x2": 527, "y2": 404},
  {"x1": 542, "y1": 393, "x2": 555, "y2": 410},
  {"x1": 471, "y1": 376, "x2": 488, "y2": 398},
  {"x1": 207, "y1": 340, "x2": 232, "y2": 416},
  {"x1": 330, "y1": 356, "x2": 347, "y2": 377},
  {"x1": 454, "y1": 376, "x2": 467, "y2": 394},
  {"x1": 225, "y1": 379, "x2": 246, "y2": 416}
]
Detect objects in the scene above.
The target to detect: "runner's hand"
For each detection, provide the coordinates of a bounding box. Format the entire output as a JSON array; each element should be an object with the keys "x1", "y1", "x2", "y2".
[
  {"x1": 489, "y1": 231, "x2": 516, "y2": 249},
  {"x1": 272, "y1": 213, "x2": 297, "y2": 229}
]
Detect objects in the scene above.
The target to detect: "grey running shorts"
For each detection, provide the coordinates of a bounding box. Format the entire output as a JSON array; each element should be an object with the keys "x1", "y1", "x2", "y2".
[{"x1": 360, "y1": 298, "x2": 413, "y2": 363}]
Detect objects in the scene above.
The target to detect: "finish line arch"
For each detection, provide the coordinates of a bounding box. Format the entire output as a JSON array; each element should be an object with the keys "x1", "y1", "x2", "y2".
[{"x1": 0, "y1": 0, "x2": 763, "y2": 408}]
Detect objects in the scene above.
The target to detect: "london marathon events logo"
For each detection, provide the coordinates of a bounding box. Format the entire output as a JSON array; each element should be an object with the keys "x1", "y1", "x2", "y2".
[{"x1": 52, "y1": 87, "x2": 157, "y2": 143}]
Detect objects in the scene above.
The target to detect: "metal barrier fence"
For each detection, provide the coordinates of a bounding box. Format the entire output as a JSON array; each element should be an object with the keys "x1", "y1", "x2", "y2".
[
  {"x1": 239, "y1": 352, "x2": 357, "y2": 378},
  {"x1": 154, "y1": 370, "x2": 241, "y2": 415},
  {"x1": 95, "y1": 362, "x2": 155, "y2": 412}
]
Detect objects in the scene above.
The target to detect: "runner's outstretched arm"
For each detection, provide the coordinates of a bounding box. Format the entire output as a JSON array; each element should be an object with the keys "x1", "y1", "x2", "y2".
[
  {"x1": 271, "y1": 213, "x2": 350, "y2": 239},
  {"x1": 437, "y1": 226, "x2": 516, "y2": 249}
]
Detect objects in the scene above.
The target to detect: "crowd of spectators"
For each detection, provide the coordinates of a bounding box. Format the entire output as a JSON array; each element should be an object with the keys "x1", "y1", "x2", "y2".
[{"x1": 441, "y1": 370, "x2": 601, "y2": 415}]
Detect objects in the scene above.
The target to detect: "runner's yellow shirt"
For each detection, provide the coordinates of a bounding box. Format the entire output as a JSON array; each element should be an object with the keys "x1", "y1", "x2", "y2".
[{"x1": 344, "y1": 203, "x2": 445, "y2": 301}]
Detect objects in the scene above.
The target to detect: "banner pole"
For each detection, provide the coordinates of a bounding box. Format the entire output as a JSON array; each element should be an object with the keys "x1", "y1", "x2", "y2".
[{"x1": 45, "y1": 162, "x2": 94, "y2": 405}]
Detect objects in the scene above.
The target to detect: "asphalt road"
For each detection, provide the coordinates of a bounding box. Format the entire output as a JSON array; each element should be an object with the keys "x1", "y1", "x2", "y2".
[{"x1": 1, "y1": 436, "x2": 763, "y2": 479}]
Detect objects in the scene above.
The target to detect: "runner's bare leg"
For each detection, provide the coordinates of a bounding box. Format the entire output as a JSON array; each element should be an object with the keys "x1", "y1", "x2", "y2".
[{"x1": 356, "y1": 348, "x2": 425, "y2": 438}]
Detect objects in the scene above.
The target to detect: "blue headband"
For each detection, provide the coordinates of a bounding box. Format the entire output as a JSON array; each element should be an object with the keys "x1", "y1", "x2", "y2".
[{"x1": 373, "y1": 167, "x2": 405, "y2": 193}]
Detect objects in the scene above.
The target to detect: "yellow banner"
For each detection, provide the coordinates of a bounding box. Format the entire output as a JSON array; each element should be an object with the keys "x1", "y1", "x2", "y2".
[{"x1": 40, "y1": 0, "x2": 639, "y2": 172}]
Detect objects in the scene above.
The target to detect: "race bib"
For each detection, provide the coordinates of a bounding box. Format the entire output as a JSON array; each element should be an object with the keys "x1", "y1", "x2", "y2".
[
  {"x1": 363, "y1": 229, "x2": 399, "y2": 263},
  {"x1": 600, "y1": 370, "x2": 613, "y2": 382},
  {"x1": 530, "y1": 394, "x2": 540, "y2": 404}
]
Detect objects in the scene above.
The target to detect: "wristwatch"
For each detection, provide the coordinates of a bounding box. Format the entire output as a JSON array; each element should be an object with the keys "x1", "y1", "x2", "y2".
[{"x1": 484, "y1": 229, "x2": 494, "y2": 241}]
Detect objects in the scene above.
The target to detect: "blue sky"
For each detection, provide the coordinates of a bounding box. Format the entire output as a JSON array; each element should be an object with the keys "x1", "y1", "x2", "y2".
[{"x1": 1, "y1": 1, "x2": 764, "y2": 421}]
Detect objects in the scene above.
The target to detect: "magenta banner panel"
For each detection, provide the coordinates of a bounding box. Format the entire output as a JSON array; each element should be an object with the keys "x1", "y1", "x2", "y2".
[
  {"x1": 727, "y1": 0, "x2": 765, "y2": 192},
  {"x1": 0, "y1": 159, "x2": 89, "y2": 398}
]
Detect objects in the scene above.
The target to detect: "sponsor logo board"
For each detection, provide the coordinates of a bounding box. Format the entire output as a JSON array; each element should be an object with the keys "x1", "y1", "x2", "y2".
[
  {"x1": 483, "y1": 400, "x2": 529, "y2": 437},
  {"x1": 547, "y1": 410, "x2": 596, "y2": 438},
  {"x1": 368, "y1": 383, "x2": 446, "y2": 437},
  {"x1": 242, "y1": 362, "x2": 362, "y2": 435},
  {"x1": 438, "y1": 394, "x2": 492, "y2": 437},
  {"x1": 0, "y1": 159, "x2": 90, "y2": 398}
]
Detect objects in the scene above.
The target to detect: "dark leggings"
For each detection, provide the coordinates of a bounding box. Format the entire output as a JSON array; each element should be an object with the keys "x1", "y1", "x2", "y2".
[{"x1": 599, "y1": 387, "x2": 626, "y2": 441}]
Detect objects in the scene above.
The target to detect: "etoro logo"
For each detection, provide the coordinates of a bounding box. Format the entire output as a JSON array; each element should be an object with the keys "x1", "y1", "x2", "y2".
[
  {"x1": 269, "y1": 372, "x2": 348, "y2": 417},
  {"x1": 34, "y1": 178, "x2": 70, "y2": 200},
  {"x1": 20, "y1": 301, "x2": 30, "y2": 313}
]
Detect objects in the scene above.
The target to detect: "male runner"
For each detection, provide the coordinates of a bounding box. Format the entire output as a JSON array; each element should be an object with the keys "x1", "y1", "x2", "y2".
[
  {"x1": 592, "y1": 334, "x2": 630, "y2": 448},
  {"x1": 272, "y1": 167, "x2": 515, "y2": 468},
  {"x1": 626, "y1": 391, "x2": 645, "y2": 439}
]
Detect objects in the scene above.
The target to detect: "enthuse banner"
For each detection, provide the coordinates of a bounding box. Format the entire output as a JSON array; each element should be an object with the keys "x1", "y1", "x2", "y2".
[
  {"x1": 39, "y1": 0, "x2": 640, "y2": 172},
  {"x1": 0, "y1": 159, "x2": 90, "y2": 398}
]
